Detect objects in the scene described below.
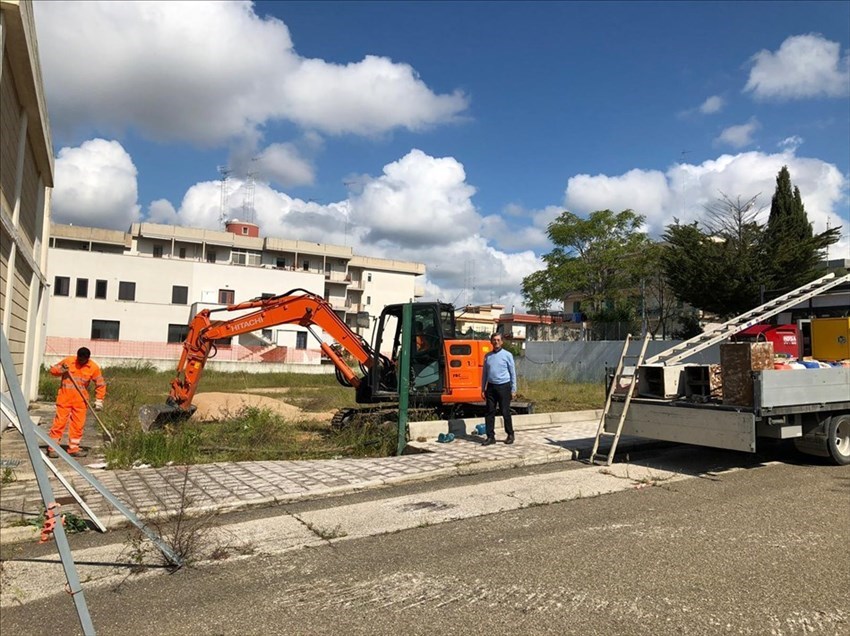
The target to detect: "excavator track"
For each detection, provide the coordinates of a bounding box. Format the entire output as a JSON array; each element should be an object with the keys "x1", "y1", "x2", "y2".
[{"x1": 330, "y1": 405, "x2": 440, "y2": 430}]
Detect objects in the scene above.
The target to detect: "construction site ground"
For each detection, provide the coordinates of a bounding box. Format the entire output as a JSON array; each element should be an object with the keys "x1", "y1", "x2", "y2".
[{"x1": 0, "y1": 395, "x2": 662, "y2": 544}]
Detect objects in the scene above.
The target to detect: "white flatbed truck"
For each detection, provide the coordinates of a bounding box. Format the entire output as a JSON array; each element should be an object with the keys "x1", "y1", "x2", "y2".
[
  {"x1": 593, "y1": 272, "x2": 850, "y2": 466},
  {"x1": 605, "y1": 366, "x2": 850, "y2": 465}
]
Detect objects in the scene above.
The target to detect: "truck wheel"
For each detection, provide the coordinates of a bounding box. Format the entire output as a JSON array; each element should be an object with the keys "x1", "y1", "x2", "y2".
[{"x1": 827, "y1": 414, "x2": 850, "y2": 466}]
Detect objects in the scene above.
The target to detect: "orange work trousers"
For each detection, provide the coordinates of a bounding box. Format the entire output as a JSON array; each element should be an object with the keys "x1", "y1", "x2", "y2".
[{"x1": 49, "y1": 392, "x2": 88, "y2": 453}]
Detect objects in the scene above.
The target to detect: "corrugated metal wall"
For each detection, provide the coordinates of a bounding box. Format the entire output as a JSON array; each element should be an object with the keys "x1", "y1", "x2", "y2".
[{"x1": 517, "y1": 340, "x2": 722, "y2": 383}]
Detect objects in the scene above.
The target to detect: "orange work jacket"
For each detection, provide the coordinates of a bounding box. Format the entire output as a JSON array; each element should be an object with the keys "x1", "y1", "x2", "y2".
[{"x1": 49, "y1": 356, "x2": 107, "y2": 405}]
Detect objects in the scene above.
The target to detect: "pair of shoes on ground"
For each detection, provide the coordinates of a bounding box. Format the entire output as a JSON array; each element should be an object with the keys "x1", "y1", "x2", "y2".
[
  {"x1": 481, "y1": 435, "x2": 515, "y2": 446},
  {"x1": 45, "y1": 448, "x2": 88, "y2": 459},
  {"x1": 436, "y1": 432, "x2": 455, "y2": 443}
]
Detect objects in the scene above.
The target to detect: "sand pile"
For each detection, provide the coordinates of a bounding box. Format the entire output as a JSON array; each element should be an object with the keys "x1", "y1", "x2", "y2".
[{"x1": 191, "y1": 392, "x2": 331, "y2": 422}]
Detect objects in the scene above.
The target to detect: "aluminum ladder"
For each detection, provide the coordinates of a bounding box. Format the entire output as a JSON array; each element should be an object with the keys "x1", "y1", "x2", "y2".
[
  {"x1": 644, "y1": 272, "x2": 850, "y2": 367},
  {"x1": 589, "y1": 333, "x2": 650, "y2": 466}
]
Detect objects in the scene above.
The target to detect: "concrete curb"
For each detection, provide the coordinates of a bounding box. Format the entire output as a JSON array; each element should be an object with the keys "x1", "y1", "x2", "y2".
[{"x1": 408, "y1": 409, "x2": 603, "y2": 440}]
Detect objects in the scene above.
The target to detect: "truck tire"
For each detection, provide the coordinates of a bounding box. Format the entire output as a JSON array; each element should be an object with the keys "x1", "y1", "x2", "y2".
[{"x1": 826, "y1": 414, "x2": 850, "y2": 466}]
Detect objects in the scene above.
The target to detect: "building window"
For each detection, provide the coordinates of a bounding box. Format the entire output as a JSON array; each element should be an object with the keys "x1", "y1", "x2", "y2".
[
  {"x1": 118, "y1": 281, "x2": 136, "y2": 301},
  {"x1": 172, "y1": 285, "x2": 188, "y2": 305},
  {"x1": 206, "y1": 250, "x2": 216, "y2": 263},
  {"x1": 232, "y1": 249, "x2": 261, "y2": 266},
  {"x1": 366, "y1": 296, "x2": 371, "y2": 306},
  {"x1": 75, "y1": 278, "x2": 88, "y2": 298},
  {"x1": 261, "y1": 329, "x2": 273, "y2": 342},
  {"x1": 179, "y1": 247, "x2": 186, "y2": 259},
  {"x1": 91, "y1": 319, "x2": 120, "y2": 340},
  {"x1": 367, "y1": 273, "x2": 372, "y2": 282},
  {"x1": 153, "y1": 245, "x2": 163, "y2": 258},
  {"x1": 242, "y1": 227, "x2": 249, "y2": 235},
  {"x1": 167, "y1": 324, "x2": 189, "y2": 344},
  {"x1": 218, "y1": 289, "x2": 235, "y2": 305},
  {"x1": 302, "y1": 260, "x2": 309, "y2": 271},
  {"x1": 54, "y1": 276, "x2": 70, "y2": 296},
  {"x1": 95, "y1": 280, "x2": 107, "y2": 299},
  {"x1": 296, "y1": 332, "x2": 308, "y2": 350}
]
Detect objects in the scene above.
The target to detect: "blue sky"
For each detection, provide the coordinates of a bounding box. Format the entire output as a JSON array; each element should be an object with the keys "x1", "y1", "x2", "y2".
[{"x1": 35, "y1": 1, "x2": 850, "y2": 309}]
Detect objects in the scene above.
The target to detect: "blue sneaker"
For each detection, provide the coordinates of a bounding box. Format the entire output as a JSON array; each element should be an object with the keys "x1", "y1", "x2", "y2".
[{"x1": 437, "y1": 433, "x2": 447, "y2": 443}]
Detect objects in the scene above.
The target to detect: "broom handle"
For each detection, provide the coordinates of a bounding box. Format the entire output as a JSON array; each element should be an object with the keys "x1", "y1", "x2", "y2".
[{"x1": 65, "y1": 370, "x2": 114, "y2": 443}]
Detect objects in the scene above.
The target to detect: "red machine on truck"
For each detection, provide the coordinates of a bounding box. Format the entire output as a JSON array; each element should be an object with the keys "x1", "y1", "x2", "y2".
[
  {"x1": 140, "y1": 288, "x2": 531, "y2": 430},
  {"x1": 731, "y1": 323, "x2": 800, "y2": 358}
]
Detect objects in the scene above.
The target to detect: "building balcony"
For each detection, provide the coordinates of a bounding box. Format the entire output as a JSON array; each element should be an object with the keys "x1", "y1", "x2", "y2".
[{"x1": 324, "y1": 272, "x2": 351, "y2": 284}]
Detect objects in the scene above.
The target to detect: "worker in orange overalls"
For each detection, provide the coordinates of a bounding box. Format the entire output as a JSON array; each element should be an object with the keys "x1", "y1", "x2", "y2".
[{"x1": 47, "y1": 347, "x2": 106, "y2": 458}]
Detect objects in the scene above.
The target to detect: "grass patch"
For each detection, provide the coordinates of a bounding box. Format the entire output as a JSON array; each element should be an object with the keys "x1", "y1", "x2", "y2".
[
  {"x1": 103, "y1": 406, "x2": 403, "y2": 468},
  {"x1": 519, "y1": 377, "x2": 606, "y2": 412}
]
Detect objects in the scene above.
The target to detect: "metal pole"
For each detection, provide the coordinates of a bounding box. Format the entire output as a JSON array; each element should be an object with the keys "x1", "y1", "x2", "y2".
[
  {"x1": 396, "y1": 304, "x2": 412, "y2": 456},
  {"x1": 1, "y1": 332, "x2": 96, "y2": 635}
]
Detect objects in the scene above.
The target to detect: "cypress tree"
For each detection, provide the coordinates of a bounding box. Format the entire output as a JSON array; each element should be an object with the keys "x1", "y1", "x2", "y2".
[{"x1": 762, "y1": 166, "x2": 840, "y2": 293}]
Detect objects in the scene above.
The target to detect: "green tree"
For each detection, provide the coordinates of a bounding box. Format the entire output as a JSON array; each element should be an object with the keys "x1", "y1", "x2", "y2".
[
  {"x1": 522, "y1": 209, "x2": 653, "y2": 318},
  {"x1": 762, "y1": 165, "x2": 840, "y2": 292},
  {"x1": 662, "y1": 194, "x2": 767, "y2": 318}
]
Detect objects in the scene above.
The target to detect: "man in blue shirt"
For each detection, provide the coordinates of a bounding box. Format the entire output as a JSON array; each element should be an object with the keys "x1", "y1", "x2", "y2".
[{"x1": 481, "y1": 333, "x2": 517, "y2": 445}]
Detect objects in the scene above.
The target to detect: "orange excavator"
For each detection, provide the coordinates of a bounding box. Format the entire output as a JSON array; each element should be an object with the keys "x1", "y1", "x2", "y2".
[{"x1": 139, "y1": 288, "x2": 532, "y2": 430}]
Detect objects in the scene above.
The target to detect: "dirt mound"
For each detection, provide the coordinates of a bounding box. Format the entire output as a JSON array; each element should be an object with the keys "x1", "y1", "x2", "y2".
[{"x1": 191, "y1": 392, "x2": 331, "y2": 422}]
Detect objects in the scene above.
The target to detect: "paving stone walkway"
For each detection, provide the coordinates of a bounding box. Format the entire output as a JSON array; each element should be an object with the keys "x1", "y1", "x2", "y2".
[{"x1": 0, "y1": 405, "x2": 648, "y2": 541}]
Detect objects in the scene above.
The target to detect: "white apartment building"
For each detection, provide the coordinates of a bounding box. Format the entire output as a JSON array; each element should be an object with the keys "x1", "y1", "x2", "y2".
[
  {"x1": 46, "y1": 221, "x2": 425, "y2": 370},
  {"x1": 1, "y1": 0, "x2": 54, "y2": 402}
]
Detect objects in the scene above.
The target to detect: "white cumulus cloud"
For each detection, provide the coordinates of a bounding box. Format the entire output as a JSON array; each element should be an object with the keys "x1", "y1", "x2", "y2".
[
  {"x1": 745, "y1": 33, "x2": 850, "y2": 100},
  {"x1": 51, "y1": 139, "x2": 140, "y2": 230},
  {"x1": 564, "y1": 169, "x2": 673, "y2": 222},
  {"x1": 715, "y1": 118, "x2": 760, "y2": 148},
  {"x1": 349, "y1": 150, "x2": 481, "y2": 247},
  {"x1": 34, "y1": 1, "x2": 469, "y2": 145},
  {"x1": 699, "y1": 95, "x2": 725, "y2": 114},
  {"x1": 253, "y1": 143, "x2": 316, "y2": 188}
]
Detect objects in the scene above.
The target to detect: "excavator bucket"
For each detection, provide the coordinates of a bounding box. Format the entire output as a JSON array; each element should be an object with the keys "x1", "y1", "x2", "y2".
[{"x1": 138, "y1": 404, "x2": 196, "y2": 432}]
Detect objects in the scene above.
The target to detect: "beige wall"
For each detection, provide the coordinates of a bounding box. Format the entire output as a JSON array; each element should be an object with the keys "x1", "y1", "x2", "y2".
[{"x1": 0, "y1": 0, "x2": 54, "y2": 402}]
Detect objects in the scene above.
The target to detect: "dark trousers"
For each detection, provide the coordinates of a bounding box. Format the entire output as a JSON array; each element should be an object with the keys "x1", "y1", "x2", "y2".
[{"x1": 484, "y1": 382, "x2": 514, "y2": 438}]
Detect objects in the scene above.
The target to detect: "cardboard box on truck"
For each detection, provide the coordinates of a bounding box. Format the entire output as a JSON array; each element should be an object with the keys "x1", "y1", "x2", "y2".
[{"x1": 720, "y1": 342, "x2": 774, "y2": 407}]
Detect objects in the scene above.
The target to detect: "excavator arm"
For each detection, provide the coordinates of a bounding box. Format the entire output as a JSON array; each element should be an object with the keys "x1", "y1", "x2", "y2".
[{"x1": 140, "y1": 289, "x2": 382, "y2": 430}]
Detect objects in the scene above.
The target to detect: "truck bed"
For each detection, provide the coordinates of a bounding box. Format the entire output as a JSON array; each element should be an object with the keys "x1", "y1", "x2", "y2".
[{"x1": 605, "y1": 366, "x2": 850, "y2": 453}]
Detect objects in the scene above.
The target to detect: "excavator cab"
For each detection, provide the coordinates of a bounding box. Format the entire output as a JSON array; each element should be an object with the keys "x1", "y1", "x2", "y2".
[{"x1": 365, "y1": 303, "x2": 455, "y2": 404}]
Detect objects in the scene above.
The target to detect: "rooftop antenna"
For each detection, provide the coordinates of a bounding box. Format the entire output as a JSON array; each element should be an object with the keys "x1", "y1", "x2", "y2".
[
  {"x1": 218, "y1": 165, "x2": 232, "y2": 228},
  {"x1": 242, "y1": 169, "x2": 257, "y2": 224}
]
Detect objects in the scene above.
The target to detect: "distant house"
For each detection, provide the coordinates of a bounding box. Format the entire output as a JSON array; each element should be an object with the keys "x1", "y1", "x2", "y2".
[
  {"x1": 1, "y1": 0, "x2": 54, "y2": 402},
  {"x1": 454, "y1": 303, "x2": 503, "y2": 339},
  {"x1": 497, "y1": 312, "x2": 587, "y2": 346}
]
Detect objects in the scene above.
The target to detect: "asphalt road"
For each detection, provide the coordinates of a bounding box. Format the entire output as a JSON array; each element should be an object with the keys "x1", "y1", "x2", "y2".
[{"x1": 2, "y1": 446, "x2": 849, "y2": 635}]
